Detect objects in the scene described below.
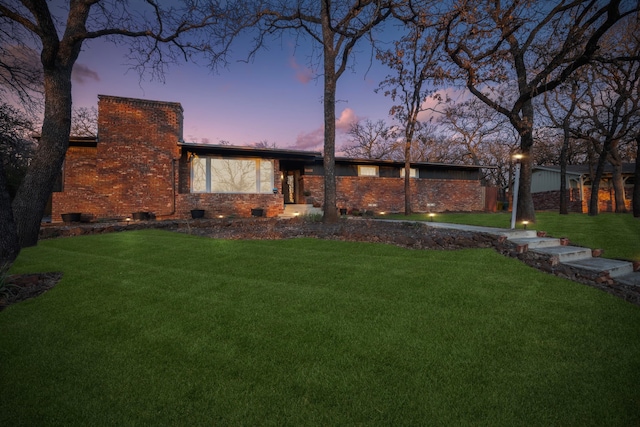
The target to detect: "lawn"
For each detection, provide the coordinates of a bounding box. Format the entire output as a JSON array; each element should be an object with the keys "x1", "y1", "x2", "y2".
[
  {"x1": 2, "y1": 229, "x2": 639, "y2": 426},
  {"x1": 387, "y1": 211, "x2": 640, "y2": 261}
]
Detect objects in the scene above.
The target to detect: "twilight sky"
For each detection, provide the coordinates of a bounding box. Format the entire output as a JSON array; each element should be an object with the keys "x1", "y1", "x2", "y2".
[{"x1": 71, "y1": 31, "x2": 403, "y2": 152}]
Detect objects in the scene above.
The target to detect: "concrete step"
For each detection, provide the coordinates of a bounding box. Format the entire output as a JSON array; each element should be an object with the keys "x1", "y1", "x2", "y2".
[
  {"x1": 499, "y1": 229, "x2": 539, "y2": 239},
  {"x1": 563, "y1": 257, "x2": 635, "y2": 279},
  {"x1": 425, "y1": 222, "x2": 538, "y2": 239},
  {"x1": 616, "y1": 272, "x2": 640, "y2": 286},
  {"x1": 509, "y1": 237, "x2": 562, "y2": 249},
  {"x1": 531, "y1": 245, "x2": 593, "y2": 263},
  {"x1": 279, "y1": 204, "x2": 323, "y2": 218}
]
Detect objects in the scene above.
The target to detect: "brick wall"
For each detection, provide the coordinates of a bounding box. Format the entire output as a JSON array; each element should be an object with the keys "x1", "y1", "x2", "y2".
[
  {"x1": 53, "y1": 95, "x2": 184, "y2": 221},
  {"x1": 303, "y1": 175, "x2": 485, "y2": 213},
  {"x1": 52, "y1": 146, "x2": 105, "y2": 219},
  {"x1": 175, "y1": 159, "x2": 284, "y2": 219},
  {"x1": 532, "y1": 189, "x2": 583, "y2": 212},
  {"x1": 533, "y1": 187, "x2": 633, "y2": 213},
  {"x1": 175, "y1": 193, "x2": 284, "y2": 218}
]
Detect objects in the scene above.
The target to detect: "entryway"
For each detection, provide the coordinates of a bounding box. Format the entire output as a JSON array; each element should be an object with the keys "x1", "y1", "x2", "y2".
[{"x1": 281, "y1": 169, "x2": 303, "y2": 204}]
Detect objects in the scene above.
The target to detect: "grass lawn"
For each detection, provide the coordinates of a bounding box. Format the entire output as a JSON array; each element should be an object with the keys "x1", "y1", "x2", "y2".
[
  {"x1": 387, "y1": 211, "x2": 640, "y2": 262},
  {"x1": 2, "y1": 229, "x2": 640, "y2": 426}
]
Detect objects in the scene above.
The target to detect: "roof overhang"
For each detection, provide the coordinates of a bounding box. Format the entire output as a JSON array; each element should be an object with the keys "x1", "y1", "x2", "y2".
[
  {"x1": 179, "y1": 142, "x2": 321, "y2": 161},
  {"x1": 334, "y1": 156, "x2": 495, "y2": 170},
  {"x1": 533, "y1": 164, "x2": 635, "y2": 176},
  {"x1": 179, "y1": 142, "x2": 495, "y2": 170}
]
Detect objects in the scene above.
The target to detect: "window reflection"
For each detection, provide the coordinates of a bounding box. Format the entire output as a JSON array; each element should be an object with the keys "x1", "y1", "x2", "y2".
[{"x1": 191, "y1": 156, "x2": 274, "y2": 194}]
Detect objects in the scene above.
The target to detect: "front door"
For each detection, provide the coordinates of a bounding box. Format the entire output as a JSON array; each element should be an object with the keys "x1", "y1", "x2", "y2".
[{"x1": 282, "y1": 170, "x2": 302, "y2": 204}]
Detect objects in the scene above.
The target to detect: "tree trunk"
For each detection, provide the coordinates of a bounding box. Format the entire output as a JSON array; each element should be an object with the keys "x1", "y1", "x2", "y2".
[
  {"x1": 321, "y1": 18, "x2": 338, "y2": 224},
  {"x1": 403, "y1": 131, "x2": 412, "y2": 215},
  {"x1": 514, "y1": 114, "x2": 536, "y2": 223},
  {"x1": 517, "y1": 151, "x2": 536, "y2": 223},
  {"x1": 633, "y1": 135, "x2": 640, "y2": 217},
  {"x1": 12, "y1": 67, "x2": 73, "y2": 247},
  {"x1": 0, "y1": 159, "x2": 20, "y2": 268},
  {"x1": 559, "y1": 120, "x2": 570, "y2": 214},
  {"x1": 588, "y1": 143, "x2": 609, "y2": 216},
  {"x1": 609, "y1": 148, "x2": 627, "y2": 213}
]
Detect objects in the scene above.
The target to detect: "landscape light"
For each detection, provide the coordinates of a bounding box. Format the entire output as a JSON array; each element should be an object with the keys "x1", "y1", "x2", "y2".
[
  {"x1": 429, "y1": 213, "x2": 435, "y2": 222},
  {"x1": 522, "y1": 220, "x2": 529, "y2": 230}
]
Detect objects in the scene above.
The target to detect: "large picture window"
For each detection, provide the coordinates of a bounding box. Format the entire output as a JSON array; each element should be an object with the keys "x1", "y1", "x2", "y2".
[{"x1": 191, "y1": 156, "x2": 274, "y2": 193}]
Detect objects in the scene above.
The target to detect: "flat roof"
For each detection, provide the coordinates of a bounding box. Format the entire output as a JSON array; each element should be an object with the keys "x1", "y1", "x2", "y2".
[
  {"x1": 534, "y1": 164, "x2": 635, "y2": 175},
  {"x1": 179, "y1": 142, "x2": 493, "y2": 169},
  {"x1": 179, "y1": 142, "x2": 321, "y2": 160}
]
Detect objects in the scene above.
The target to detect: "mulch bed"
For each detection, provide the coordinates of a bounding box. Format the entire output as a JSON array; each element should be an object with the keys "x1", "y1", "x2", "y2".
[{"x1": 1, "y1": 272, "x2": 63, "y2": 311}]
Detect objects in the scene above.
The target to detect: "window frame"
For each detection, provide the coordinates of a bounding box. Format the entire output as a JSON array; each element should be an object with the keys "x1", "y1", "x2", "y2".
[
  {"x1": 190, "y1": 155, "x2": 275, "y2": 194},
  {"x1": 400, "y1": 167, "x2": 418, "y2": 178},
  {"x1": 357, "y1": 165, "x2": 379, "y2": 177}
]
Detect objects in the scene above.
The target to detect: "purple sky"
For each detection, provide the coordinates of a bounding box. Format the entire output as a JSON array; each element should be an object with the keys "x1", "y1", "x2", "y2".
[{"x1": 71, "y1": 34, "x2": 399, "y2": 152}]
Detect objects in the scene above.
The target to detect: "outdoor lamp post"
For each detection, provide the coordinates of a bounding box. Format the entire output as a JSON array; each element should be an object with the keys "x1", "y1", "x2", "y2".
[{"x1": 510, "y1": 154, "x2": 523, "y2": 229}]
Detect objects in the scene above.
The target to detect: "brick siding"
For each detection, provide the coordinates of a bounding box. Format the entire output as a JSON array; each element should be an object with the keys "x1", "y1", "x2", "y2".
[
  {"x1": 53, "y1": 96, "x2": 183, "y2": 221},
  {"x1": 533, "y1": 187, "x2": 633, "y2": 213},
  {"x1": 303, "y1": 175, "x2": 484, "y2": 213}
]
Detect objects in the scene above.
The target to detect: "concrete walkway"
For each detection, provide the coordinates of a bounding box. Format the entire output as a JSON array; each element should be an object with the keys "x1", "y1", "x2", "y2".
[{"x1": 424, "y1": 221, "x2": 640, "y2": 288}]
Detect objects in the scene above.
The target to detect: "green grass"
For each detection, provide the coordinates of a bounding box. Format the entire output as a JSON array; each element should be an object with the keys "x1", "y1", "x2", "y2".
[
  {"x1": 387, "y1": 211, "x2": 640, "y2": 261},
  {"x1": 2, "y1": 230, "x2": 640, "y2": 426}
]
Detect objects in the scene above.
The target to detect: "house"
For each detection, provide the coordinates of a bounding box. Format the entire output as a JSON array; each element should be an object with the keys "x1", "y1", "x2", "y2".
[
  {"x1": 52, "y1": 95, "x2": 495, "y2": 222},
  {"x1": 531, "y1": 164, "x2": 635, "y2": 213}
]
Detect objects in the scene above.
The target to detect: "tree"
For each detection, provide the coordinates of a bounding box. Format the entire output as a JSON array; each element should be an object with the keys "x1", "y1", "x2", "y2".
[
  {"x1": 438, "y1": 98, "x2": 510, "y2": 165},
  {"x1": 253, "y1": 1, "x2": 394, "y2": 222},
  {"x1": 403, "y1": 121, "x2": 446, "y2": 162},
  {"x1": 0, "y1": 102, "x2": 33, "y2": 269},
  {"x1": 71, "y1": 106, "x2": 98, "y2": 137},
  {"x1": 0, "y1": 102, "x2": 35, "y2": 199},
  {"x1": 441, "y1": 0, "x2": 637, "y2": 223},
  {"x1": 571, "y1": 17, "x2": 640, "y2": 215},
  {"x1": 634, "y1": 133, "x2": 640, "y2": 217},
  {"x1": 0, "y1": 0, "x2": 244, "y2": 266},
  {"x1": 438, "y1": 97, "x2": 518, "y2": 192},
  {"x1": 252, "y1": 140, "x2": 278, "y2": 149},
  {"x1": 542, "y1": 78, "x2": 584, "y2": 214},
  {"x1": 377, "y1": 11, "x2": 444, "y2": 214},
  {"x1": 343, "y1": 119, "x2": 397, "y2": 159}
]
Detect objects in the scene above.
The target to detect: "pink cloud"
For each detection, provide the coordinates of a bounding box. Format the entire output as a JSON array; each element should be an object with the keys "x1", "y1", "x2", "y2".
[
  {"x1": 417, "y1": 88, "x2": 466, "y2": 121},
  {"x1": 289, "y1": 57, "x2": 314, "y2": 84},
  {"x1": 336, "y1": 107, "x2": 359, "y2": 132},
  {"x1": 287, "y1": 107, "x2": 360, "y2": 151},
  {"x1": 291, "y1": 127, "x2": 324, "y2": 150},
  {"x1": 72, "y1": 63, "x2": 100, "y2": 84}
]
